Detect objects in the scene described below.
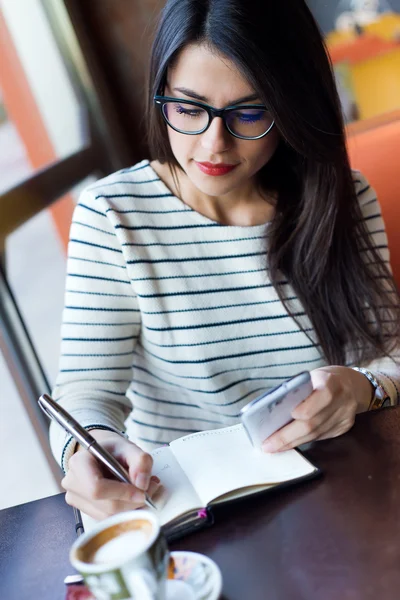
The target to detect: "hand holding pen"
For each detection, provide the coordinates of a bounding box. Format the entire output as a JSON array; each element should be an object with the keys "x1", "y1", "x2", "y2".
[{"x1": 39, "y1": 395, "x2": 160, "y2": 520}]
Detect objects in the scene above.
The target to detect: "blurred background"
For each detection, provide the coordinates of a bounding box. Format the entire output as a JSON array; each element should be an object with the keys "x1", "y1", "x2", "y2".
[{"x1": 1, "y1": 0, "x2": 399, "y2": 510}]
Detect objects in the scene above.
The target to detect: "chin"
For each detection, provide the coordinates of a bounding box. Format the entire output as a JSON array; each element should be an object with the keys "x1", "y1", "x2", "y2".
[
  {"x1": 188, "y1": 166, "x2": 244, "y2": 196},
  {"x1": 191, "y1": 177, "x2": 241, "y2": 197}
]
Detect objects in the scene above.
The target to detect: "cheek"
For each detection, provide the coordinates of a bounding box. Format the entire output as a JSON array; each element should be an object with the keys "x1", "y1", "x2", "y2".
[
  {"x1": 167, "y1": 129, "x2": 196, "y2": 164},
  {"x1": 245, "y1": 130, "x2": 280, "y2": 170}
]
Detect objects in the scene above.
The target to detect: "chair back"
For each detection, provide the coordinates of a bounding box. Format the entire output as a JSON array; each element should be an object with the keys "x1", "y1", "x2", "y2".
[{"x1": 347, "y1": 112, "x2": 400, "y2": 288}]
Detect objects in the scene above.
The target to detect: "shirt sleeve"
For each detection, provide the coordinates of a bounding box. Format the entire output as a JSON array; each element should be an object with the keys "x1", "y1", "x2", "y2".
[
  {"x1": 49, "y1": 189, "x2": 141, "y2": 470},
  {"x1": 353, "y1": 171, "x2": 400, "y2": 406}
]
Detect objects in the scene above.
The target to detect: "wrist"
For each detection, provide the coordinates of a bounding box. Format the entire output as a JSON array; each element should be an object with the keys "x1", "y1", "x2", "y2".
[{"x1": 351, "y1": 369, "x2": 374, "y2": 413}]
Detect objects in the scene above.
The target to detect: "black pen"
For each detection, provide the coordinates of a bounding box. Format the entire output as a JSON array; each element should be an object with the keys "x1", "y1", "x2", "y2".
[{"x1": 38, "y1": 394, "x2": 157, "y2": 510}]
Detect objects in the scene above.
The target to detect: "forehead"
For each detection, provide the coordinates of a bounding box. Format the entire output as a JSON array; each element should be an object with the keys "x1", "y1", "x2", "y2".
[{"x1": 168, "y1": 43, "x2": 255, "y2": 98}]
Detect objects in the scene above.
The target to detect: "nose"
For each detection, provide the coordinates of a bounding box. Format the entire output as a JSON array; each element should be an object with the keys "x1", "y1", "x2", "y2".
[{"x1": 200, "y1": 116, "x2": 232, "y2": 154}]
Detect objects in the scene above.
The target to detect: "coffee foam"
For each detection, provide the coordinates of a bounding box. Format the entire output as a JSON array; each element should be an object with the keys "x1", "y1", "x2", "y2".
[
  {"x1": 79, "y1": 519, "x2": 153, "y2": 565},
  {"x1": 93, "y1": 529, "x2": 151, "y2": 564}
]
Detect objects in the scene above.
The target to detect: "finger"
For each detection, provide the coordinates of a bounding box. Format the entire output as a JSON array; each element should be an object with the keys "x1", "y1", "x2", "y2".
[
  {"x1": 262, "y1": 406, "x2": 333, "y2": 452},
  {"x1": 125, "y1": 447, "x2": 153, "y2": 492},
  {"x1": 65, "y1": 490, "x2": 146, "y2": 520},
  {"x1": 62, "y1": 449, "x2": 103, "y2": 493},
  {"x1": 147, "y1": 476, "x2": 161, "y2": 499},
  {"x1": 291, "y1": 388, "x2": 335, "y2": 421},
  {"x1": 65, "y1": 490, "x2": 107, "y2": 521},
  {"x1": 64, "y1": 451, "x2": 146, "y2": 504},
  {"x1": 278, "y1": 407, "x2": 351, "y2": 451}
]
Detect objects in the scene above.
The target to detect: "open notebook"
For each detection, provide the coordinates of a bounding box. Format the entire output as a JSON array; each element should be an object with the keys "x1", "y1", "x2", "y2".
[{"x1": 149, "y1": 424, "x2": 319, "y2": 540}]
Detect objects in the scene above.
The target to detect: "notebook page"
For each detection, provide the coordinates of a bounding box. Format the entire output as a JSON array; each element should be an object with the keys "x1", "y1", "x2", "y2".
[
  {"x1": 150, "y1": 446, "x2": 201, "y2": 526},
  {"x1": 170, "y1": 424, "x2": 316, "y2": 506}
]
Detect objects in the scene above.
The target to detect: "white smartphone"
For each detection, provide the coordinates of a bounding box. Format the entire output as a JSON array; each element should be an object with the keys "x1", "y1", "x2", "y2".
[{"x1": 240, "y1": 371, "x2": 313, "y2": 448}]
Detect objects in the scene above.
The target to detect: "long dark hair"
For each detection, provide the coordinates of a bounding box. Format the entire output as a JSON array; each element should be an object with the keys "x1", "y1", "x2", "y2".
[{"x1": 147, "y1": 0, "x2": 400, "y2": 365}]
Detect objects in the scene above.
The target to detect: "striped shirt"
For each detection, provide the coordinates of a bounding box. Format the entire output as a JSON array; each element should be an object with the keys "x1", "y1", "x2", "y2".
[{"x1": 50, "y1": 160, "x2": 400, "y2": 469}]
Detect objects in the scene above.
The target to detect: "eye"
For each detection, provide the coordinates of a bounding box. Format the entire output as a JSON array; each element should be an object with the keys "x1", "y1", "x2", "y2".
[
  {"x1": 236, "y1": 111, "x2": 265, "y2": 123},
  {"x1": 174, "y1": 105, "x2": 203, "y2": 118}
]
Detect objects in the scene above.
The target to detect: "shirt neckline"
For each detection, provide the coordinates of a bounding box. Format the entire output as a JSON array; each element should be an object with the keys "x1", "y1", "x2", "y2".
[{"x1": 143, "y1": 160, "x2": 271, "y2": 232}]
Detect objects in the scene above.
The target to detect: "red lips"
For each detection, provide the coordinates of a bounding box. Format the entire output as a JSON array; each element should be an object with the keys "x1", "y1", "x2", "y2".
[{"x1": 195, "y1": 161, "x2": 238, "y2": 176}]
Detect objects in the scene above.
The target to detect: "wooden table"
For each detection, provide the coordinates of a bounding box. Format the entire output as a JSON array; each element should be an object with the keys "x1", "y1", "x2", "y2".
[{"x1": 1, "y1": 407, "x2": 400, "y2": 600}]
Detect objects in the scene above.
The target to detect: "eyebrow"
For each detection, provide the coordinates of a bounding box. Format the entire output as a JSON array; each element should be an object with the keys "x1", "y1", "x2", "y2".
[{"x1": 172, "y1": 87, "x2": 260, "y2": 105}]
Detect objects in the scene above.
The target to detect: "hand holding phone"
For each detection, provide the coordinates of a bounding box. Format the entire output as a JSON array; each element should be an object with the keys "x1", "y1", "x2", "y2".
[{"x1": 240, "y1": 371, "x2": 313, "y2": 448}]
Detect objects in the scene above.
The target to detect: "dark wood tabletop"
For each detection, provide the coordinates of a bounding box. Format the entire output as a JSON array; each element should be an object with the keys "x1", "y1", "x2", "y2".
[{"x1": 1, "y1": 406, "x2": 400, "y2": 600}]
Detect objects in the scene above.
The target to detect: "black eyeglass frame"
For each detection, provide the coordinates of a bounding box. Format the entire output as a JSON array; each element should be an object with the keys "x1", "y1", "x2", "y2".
[{"x1": 154, "y1": 95, "x2": 275, "y2": 140}]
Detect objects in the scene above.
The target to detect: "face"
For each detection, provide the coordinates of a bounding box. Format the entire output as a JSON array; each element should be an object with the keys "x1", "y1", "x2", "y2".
[{"x1": 164, "y1": 43, "x2": 280, "y2": 199}]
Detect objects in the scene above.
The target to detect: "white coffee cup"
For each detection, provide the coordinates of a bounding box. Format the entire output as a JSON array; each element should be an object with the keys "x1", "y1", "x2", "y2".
[{"x1": 70, "y1": 510, "x2": 169, "y2": 600}]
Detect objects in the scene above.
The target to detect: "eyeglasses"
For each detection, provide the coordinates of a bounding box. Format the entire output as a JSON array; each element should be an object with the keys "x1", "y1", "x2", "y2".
[{"x1": 154, "y1": 95, "x2": 275, "y2": 140}]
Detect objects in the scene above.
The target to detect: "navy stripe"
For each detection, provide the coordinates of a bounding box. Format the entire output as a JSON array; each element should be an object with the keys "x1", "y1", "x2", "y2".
[
  {"x1": 69, "y1": 257, "x2": 125, "y2": 269},
  {"x1": 134, "y1": 364, "x2": 284, "y2": 394},
  {"x1": 362, "y1": 197, "x2": 377, "y2": 207},
  {"x1": 131, "y1": 419, "x2": 198, "y2": 434},
  {"x1": 118, "y1": 223, "x2": 220, "y2": 231},
  {"x1": 133, "y1": 351, "x2": 322, "y2": 380},
  {"x1": 361, "y1": 245, "x2": 388, "y2": 252},
  {"x1": 136, "y1": 437, "x2": 167, "y2": 446},
  {"x1": 128, "y1": 252, "x2": 265, "y2": 264},
  {"x1": 66, "y1": 290, "x2": 138, "y2": 300},
  {"x1": 141, "y1": 297, "x2": 296, "y2": 315},
  {"x1": 134, "y1": 372, "x2": 294, "y2": 396},
  {"x1": 144, "y1": 312, "x2": 304, "y2": 332},
  {"x1": 68, "y1": 273, "x2": 130, "y2": 285},
  {"x1": 142, "y1": 327, "x2": 310, "y2": 348},
  {"x1": 56, "y1": 378, "x2": 131, "y2": 383},
  {"x1": 138, "y1": 341, "x2": 319, "y2": 365},
  {"x1": 135, "y1": 364, "x2": 272, "y2": 393},
  {"x1": 134, "y1": 406, "x2": 220, "y2": 425},
  {"x1": 73, "y1": 221, "x2": 114, "y2": 236},
  {"x1": 69, "y1": 239, "x2": 122, "y2": 254},
  {"x1": 64, "y1": 321, "x2": 139, "y2": 326},
  {"x1": 130, "y1": 389, "x2": 237, "y2": 415},
  {"x1": 131, "y1": 385, "x2": 264, "y2": 408},
  {"x1": 97, "y1": 389, "x2": 128, "y2": 396},
  {"x1": 131, "y1": 389, "x2": 201, "y2": 409},
  {"x1": 135, "y1": 268, "x2": 265, "y2": 282},
  {"x1": 95, "y1": 193, "x2": 174, "y2": 200},
  {"x1": 62, "y1": 334, "x2": 136, "y2": 342},
  {"x1": 363, "y1": 213, "x2": 381, "y2": 222},
  {"x1": 62, "y1": 351, "x2": 133, "y2": 357},
  {"x1": 106, "y1": 207, "x2": 189, "y2": 215},
  {"x1": 357, "y1": 184, "x2": 370, "y2": 196},
  {"x1": 65, "y1": 306, "x2": 137, "y2": 312},
  {"x1": 122, "y1": 235, "x2": 267, "y2": 247},
  {"x1": 91, "y1": 178, "x2": 160, "y2": 190},
  {"x1": 78, "y1": 203, "x2": 106, "y2": 217},
  {"x1": 368, "y1": 229, "x2": 386, "y2": 235},
  {"x1": 60, "y1": 366, "x2": 131, "y2": 372},
  {"x1": 137, "y1": 282, "x2": 287, "y2": 299}
]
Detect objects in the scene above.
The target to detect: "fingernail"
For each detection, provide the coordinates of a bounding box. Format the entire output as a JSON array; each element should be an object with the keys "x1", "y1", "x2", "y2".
[
  {"x1": 151, "y1": 475, "x2": 160, "y2": 484},
  {"x1": 132, "y1": 490, "x2": 145, "y2": 503},
  {"x1": 136, "y1": 473, "x2": 151, "y2": 491}
]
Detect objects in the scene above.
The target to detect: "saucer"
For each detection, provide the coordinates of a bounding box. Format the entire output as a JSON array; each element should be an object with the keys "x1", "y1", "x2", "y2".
[{"x1": 167, "y1": 551, "x2": 223, "y2": 600}]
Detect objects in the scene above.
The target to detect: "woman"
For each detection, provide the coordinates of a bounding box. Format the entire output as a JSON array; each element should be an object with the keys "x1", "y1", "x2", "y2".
[{"x1": 52, "y1": 0, "x2": 400, "y2": 520}]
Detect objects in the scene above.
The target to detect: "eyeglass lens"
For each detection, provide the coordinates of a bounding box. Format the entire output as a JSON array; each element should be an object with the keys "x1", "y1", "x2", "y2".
[{"x1": 162, "y1": 102, "x2": 273, "y2": 138}]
